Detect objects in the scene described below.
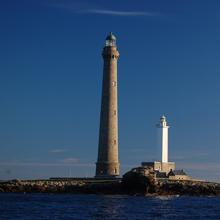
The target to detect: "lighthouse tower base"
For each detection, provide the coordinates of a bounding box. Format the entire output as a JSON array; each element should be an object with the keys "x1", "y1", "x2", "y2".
[{"x1": 141, "y1": 161, "x2": 175, "y2": 174}]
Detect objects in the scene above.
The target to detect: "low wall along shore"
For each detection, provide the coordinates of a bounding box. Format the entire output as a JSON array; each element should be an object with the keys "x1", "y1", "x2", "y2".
[{"x1": 1, "y1": 177, "x2": 220, "y2": 196}]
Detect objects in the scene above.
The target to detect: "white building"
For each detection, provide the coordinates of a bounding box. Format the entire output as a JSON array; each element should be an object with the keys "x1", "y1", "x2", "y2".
[
  {"x1": 142, "y1": 116, "x2": 175, "y2": 174},
  {"x1": 157, "y1": 115, "x2": 169, "y2": 163}
]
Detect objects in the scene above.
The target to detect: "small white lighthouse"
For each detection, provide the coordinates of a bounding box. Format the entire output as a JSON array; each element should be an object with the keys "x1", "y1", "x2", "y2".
[
  {"x1": 157, "y1": 115, "x2": 169, "y2": 163},
  {"x1": 141, "y1": 115, "x2": 175, "y2": 174}
]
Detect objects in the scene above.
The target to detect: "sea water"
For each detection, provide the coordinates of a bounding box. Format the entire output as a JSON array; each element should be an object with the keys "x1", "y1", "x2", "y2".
[{"x1": 0, "y1": 193, "x2": 220, "y2": 219}]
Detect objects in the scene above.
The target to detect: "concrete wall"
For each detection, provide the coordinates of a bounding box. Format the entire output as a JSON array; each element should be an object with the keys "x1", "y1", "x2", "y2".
[
  {"x1": 161, "y1": 162, "x2": 175, "y2": 174},
  {"x1": 169, "y1": 175, "x2": 190, "y2": 180},
  {"x1": 142, "y1": 161, "x2": 175, "y2": 174}
]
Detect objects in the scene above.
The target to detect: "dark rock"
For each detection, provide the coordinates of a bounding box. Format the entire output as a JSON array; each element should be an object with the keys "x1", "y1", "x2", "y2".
[{"x1": 122, "y1": 169, "x2": 156, "y2": 195}]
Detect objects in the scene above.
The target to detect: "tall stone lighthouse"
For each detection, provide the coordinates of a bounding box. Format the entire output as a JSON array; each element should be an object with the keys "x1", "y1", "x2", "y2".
[{"x1": 95, "y1": 32, "x2": 120, "y2": 178}]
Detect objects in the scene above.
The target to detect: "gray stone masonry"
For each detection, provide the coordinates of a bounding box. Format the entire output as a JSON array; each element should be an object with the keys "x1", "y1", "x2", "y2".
[{"x1": 96, "y1": 37, "x2": 120, "y2": 178}]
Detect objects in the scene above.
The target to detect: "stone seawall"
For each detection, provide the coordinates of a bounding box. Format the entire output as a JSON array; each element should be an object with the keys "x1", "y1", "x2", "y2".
[
  {"x1": 0, "y1": 179, "x2": 123, "y2": 194},
  {"x1": 157, "y1": 179, "x2": 220, "y2": 196},
  {"x1": 1, "y1": 178, "x2": 220, "y2": 196}
]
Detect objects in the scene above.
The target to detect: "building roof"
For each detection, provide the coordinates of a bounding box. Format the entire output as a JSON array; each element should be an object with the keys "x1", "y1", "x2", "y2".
[
  {"x1": 106, "y1": 32, "x2": 116, "y2": 41},
  {"x1": 168, "y1": 169, "x2": 187, "y2": 176},
  {"x1": 155, "y1": 171, "x2": 167, "y2": 178},
  {"x1": 161, "y1": 115, "x2": 166, "y2": 120}
]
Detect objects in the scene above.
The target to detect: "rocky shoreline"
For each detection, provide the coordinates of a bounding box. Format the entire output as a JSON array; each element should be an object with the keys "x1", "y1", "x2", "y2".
[
  {"x1": 0, "y1": 179, "x2": 122, "y2": 194},
  {"x1": 0, "y1": 177, "x2": 220, "y2": 196}
]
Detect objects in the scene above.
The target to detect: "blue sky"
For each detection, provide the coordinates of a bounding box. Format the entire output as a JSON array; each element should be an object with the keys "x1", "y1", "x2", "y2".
[{"x1": 1, "y1": 0, "x2": 220, "y2": 181}]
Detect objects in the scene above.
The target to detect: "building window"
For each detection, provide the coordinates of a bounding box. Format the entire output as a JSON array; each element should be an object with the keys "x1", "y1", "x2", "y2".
[
  {"x1": 114, "y1": 140, "x2": 116, "y2": 145},
  {"x1": 112, "y1": 81, "x2": 117, "y2": 87}
]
